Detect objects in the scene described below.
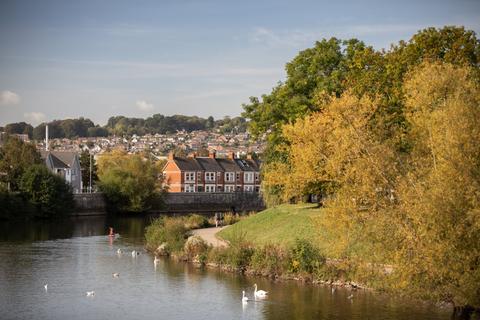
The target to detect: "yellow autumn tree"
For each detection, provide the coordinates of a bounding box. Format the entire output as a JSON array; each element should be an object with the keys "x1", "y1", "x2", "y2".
[{"x1": 393, "y1": 62, "x2": 480, "y2": 308}]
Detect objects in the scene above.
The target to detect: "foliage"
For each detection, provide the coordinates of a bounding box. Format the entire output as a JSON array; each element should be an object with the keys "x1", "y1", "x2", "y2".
[
  {"x1": 0, "y1": 135, "x2": 42, "y2": 191},
  {"x1": 185, "y1": 214, "x2": 210, "y2": 229},
  {"x1": 19, "y1": 164, "x2": 73, "y2": 218},
  {"x1": 145, "y1": 217, "x2": 191, "y2": 253},
  {"x1": 288, "y1": 238, "x2": 326, "y2": 274},
  {"x1": 0, "y1": 188, "x2": 35, "y2": 220},
  {"x1": 97, "y1": 150, "x2": 165, "y2": 212},
  {"x1": 4, "y1": 122, "x2": 33, "y2": 139},
  {"x1": 250, "y1": 243, "x2": 289, "y2": 276}
]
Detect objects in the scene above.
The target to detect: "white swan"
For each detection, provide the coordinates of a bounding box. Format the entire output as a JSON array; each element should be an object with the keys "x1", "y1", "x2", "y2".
[
  {"x1": 242, "y1": 290, "x2": 250, "y2": 302},
  {"x1": 117, "y1": 248, "x2": 122, "y2": 254},
  {"x1": 86, "y1": 291, "x2": 95, "y2": 297},
  {"x1": 254, "y1": 283, "x2": 268, "y2": 297},
  {"x1": 112, "y1": 273, "x2": 120, "y2": 278},
  {"x1": 154, "y1": 256, "x2": 160, "y2": 266},
  {"x1": 44, "y1": 284, "x2": 48, "y2": 291},
  {"x1": 132, "y1": 250, "x2": 140, "y2": 257}
]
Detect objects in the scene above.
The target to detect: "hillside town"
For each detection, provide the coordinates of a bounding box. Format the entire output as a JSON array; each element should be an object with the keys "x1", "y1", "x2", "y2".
[{"x1": 0, "y1": 129, "x2": 265, "y2": 159}]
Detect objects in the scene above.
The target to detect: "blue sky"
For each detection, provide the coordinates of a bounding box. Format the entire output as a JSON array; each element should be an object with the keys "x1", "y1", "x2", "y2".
[{"x1": 0, "y1": 0, "x2": 479, "y2": 126}]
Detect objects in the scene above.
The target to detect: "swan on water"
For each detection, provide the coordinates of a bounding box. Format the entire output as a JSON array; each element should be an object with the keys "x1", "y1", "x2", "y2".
[
  {"x1": 86, "y1": 291, "x2": 95, "y2": 297},
  {"x1": 254, "y1": 284, "x2": 268, "y2": 297},
  {"x1": 44, "y1": 284, "x2": 48, "y2": 291},
  {"x1": 154, "y1": 256, "x2": 160, "y2": 266},
  {"x1": 347, "y1": 294, "x2": 354, "y2": 300},
  {"x1": 132, "y1": 250, "x2": 140, "y2": 257},
  {"x1": 112, "y1": 273, "x2": 120, "y2": 278},
  {"x1": 242, "y1": 290, "x2": 250, "y2": 302},
  {"x1": 117, "y1": 248, "x2": 122, "y2": 254}
]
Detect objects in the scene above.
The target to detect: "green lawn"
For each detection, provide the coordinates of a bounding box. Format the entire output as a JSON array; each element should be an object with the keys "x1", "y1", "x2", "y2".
[{"x1": 217, "y1": 204, "x2": 322, "y2": 247}]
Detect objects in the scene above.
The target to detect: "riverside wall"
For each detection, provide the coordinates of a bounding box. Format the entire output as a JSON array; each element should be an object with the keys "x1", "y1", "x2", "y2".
[{"x1": 72, "y1": 192, "x2": 265, "y2": 215}]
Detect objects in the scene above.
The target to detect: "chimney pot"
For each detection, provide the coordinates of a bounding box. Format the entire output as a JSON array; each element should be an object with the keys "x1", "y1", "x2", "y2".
[
  {"x1": 208, "y1": 150, "x2": 216, "y2": 159},
  {"x1": 227, "y1": 151, "x2": 235, "y2": 160}
]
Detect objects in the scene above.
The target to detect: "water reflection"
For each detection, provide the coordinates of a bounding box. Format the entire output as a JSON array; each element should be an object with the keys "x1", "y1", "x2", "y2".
[{"x1": 0, "y1": 215, "x2": 450, "y2": 320}]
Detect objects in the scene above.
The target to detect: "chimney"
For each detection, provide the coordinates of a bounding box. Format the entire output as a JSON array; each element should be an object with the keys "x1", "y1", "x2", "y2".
[
  {"x1": 227, "y1": 151, "x2": 235, "y2": 160},
  {"x1": 45, "y1": 125, "x2": 49, "y2": 151},
  {"x1": 168, "y1": 152, "x2": 174, "y2": 160},
  {"x1": 208, "y1": 150, "x2": 216, "y2": 159}
]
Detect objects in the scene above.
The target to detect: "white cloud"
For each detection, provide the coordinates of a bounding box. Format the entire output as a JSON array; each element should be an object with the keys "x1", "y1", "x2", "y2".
[
  {"x1": 24, "y1": 112, "x2": 46, "y2": 124},
  {"x1": 135, "y1": 100, "x2": 154, "y2": 112},
  {"x1": 0, "y1": 90, "x2": 20, "y2": 106}
]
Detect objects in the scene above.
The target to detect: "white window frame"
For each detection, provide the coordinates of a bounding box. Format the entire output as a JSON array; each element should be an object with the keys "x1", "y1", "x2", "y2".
[
  {"x1": 185, "y1": 184, "x2": 195, "y2": 192},
  {"x1": 225, "y1": 172, "x2": 235, "y2": 182},
  {"x1": 205, "y1": 184, "x2": 216, "y2": 192},
  {"x1": 244, "y1": 172, "x2": 254, "y2": 183},
  {"x1": 205, "y1": 172, "x2": 215, "y2": 182},
  {"x1": 185, "y1": 171, "x2": 195, "y2": 182},
  {"x1": 225, "y1": 185, "x2": 235, "y2": 192},
  {"x1": 244, "y1": 185, "x2": 254, "y2": 192}
]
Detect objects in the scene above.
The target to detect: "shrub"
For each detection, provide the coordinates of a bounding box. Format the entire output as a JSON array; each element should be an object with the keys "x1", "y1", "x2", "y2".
[
  {"x1": 184, "y1": 235, "x2": 210, "y2": 260},
  {"x1": 145, "y1": 216, "x2": 191, "y2": 253},
  {"x1": 223, "y1": 212, "x2": 240, "y2": 225},
  {"x1": 250, "y1": 243, "x2": 289, "y2": 276},
  {"x1": 288, "y1": 238, "x2": 326, "y2": 274},
  {"x1": 224, "y1": 228, "x2": 254, "y2": 269},
  {"x1": 185, "y1": 214, "x2": 210, "y2": 229}
]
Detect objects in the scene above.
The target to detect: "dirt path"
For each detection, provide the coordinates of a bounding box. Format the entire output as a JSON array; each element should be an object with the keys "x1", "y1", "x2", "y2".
[{"x1": 191, "y1": 226, "x2": 229, "y2": 247}]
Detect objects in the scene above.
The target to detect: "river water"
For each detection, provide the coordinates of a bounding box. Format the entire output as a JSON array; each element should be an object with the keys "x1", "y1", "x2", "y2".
[{"x1": 0, "y1": 215, "x2": 450, "y2": 320}]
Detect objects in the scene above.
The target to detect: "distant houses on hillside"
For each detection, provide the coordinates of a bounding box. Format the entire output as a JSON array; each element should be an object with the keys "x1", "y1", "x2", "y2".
[{"x1": 163, "y1": 151, "x2": 261, "y2": 193}]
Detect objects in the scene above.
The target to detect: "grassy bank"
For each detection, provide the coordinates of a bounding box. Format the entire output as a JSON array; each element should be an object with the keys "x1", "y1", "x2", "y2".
[{"x1": 217, "y1": 204, "x2": 321, "y2": 247}]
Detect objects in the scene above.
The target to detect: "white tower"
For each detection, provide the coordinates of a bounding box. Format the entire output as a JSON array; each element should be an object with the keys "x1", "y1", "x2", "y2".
[{"x1": 45, "y1": 125, "x2": 49, "y2": 151}]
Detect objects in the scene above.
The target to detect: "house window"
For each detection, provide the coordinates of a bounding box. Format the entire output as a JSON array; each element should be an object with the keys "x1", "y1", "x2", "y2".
[
  {"x1": 236, "y1": 186, "x2": 241, "y2": 192},
  {"x1": 205, "y1": 172, "x2": 215, "y2": 182},
  {"x1": 217, "y1": 185, "x2": 223, "y2": 192},
  {"x1": 197, "y1": 186, "x2": 204, "y2": 192},
  {"x1": 185, "y1": 184, "x2": 195, "y2": 192},
  {"x1": 225, "y1": 172, "x2": 235, "y2": 182},
  {"x1": 205, "y1": 185, "x2": 215, "y2": 192},
  {"x1": 225, "y1": 185, "x2": 235, "y2": 192},
  {"x1": 244, "y1": 185, "x2": 254, "y2": 192},
  {"x1": 255, "y1": 186, "x2": 260, "y2": 193},
  {"x1": 185, "y1": 172, "x2": 195, "y2": 182},
  {"x1": 255, "y1": 172, "x2": 260, "y2": 182},
  {"x1": 236, "y1": 172, "x2": 241, "y2": 182},
  {"x1": 197, "y1": 172, "x2": 202, "y2": 182},
  {"x1": 244, "y1": 172, "x2": 254, "y2": 183}
]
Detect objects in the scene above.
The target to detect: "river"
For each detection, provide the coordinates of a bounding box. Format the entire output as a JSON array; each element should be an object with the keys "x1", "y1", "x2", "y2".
[{"x1": 0, "y1": 215, "x2": 450, "y2": 320}]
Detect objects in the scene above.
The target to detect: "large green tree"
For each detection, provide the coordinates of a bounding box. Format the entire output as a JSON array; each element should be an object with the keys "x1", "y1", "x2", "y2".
[
  {"x1": 19, "y1": 164, "x2": 73, "y2": 218},
  {"x1": 97, "y1": 151, "x2": 165, "y2": 212},
  {"x1": 0, "y1": 136, "x2": 42, "y2": 191}
]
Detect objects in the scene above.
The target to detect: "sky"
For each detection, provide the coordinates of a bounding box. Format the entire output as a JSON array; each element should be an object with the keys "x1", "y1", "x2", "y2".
[{"x1": 0, "y1": 0, "x2": 479, "y2": 127}]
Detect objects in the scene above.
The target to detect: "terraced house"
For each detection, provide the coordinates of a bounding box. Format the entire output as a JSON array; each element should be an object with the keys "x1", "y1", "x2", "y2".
[{"x1": 162, "y1": 151, "x2": 260, "y2": 193}]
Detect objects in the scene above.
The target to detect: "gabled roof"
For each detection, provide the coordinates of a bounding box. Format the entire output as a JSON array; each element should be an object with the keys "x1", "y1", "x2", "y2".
[
  {"x1": 216, "y1": 158, "x2": 242, "y2": 172},
  {"x1": 173, "y1": 157, "x2": 203, "y2": 171},
  {"x1": 235, "y1": 159, "x2": 260, "y2": 171},
  {"x1": 196, "y1": 157, "x2": 224, "y2": 172},
  {"x1": 40, "y1": 151, "x2": 77, "y2": 169}
]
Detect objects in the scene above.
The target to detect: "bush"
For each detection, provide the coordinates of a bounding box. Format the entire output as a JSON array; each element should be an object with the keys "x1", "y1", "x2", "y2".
[
  {"x1": 250, "y1": 243, "x2": 289, "y2": 276},
  {"x1": 184, "y1": 235, "x2": 210, "y2": 260},
  {"x1": 223, "y1": 212, "x2": 240, "y2": 225},
  {"x1": 0, "y1": 189, "x2": 35, "y2": 220},
  {"x1": 288, "y1": 238, "x2": 326, "y2": 274},
  {"x1": 185, "y1": 214, "x2": 210, "y2": 229},
  {"x1": 19, "y1": 164, "x2": 73, "y2": 218},
  {"x1": 145, "y1": 217, "x2": 191, "y2": 254}
]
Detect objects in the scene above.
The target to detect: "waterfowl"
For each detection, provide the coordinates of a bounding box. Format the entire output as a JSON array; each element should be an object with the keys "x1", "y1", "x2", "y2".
[
  {"x1": 86, "y1": 291, "x2": 95, "y2": 297},
  {"x1": 347, "y1": 294, "x2": 354, "y2": 300},
  {"x1": 154, "y1": 256, "x2": 160, "y2": 266},
  {"x1": 117, "y1": 248, "x2": 122, "y2": 254},
  {"x1": 112, "y1": 273, "x2": 120, "y2": 278},
  {"x1": 254, "y1": 284, "x2": 268, "y2": 297},
  {"x1": 242, "y1": 290, "x2": 250, "y2": 302},
  {"x1": 44, "y1": 284, "x2": 48, "y2": 291},
  {"x1": 132, "y1": 250, "x2": 140, "y2": 257}
]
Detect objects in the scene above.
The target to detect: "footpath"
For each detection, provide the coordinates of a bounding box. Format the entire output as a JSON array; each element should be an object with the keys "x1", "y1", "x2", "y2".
[{"x1": 191, "y1": 226, "x2": 229, "y2": 247}]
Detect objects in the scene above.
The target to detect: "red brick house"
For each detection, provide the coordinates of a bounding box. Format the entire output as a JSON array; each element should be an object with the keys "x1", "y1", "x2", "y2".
[{"x1": 162, "y1": 151, "x2": 260, "y2": 193}]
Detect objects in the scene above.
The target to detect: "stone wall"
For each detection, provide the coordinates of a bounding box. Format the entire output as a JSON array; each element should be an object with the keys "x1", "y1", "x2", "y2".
[
  {"x1": 72, "y1": 192, "x2": 265, "y2": 214},
  {"x1": 72, "y1": 193, "x2": 107, "y2": 215},
  {"x1": 155, "y1": 192, "x2": 265, "y2": 213}
]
